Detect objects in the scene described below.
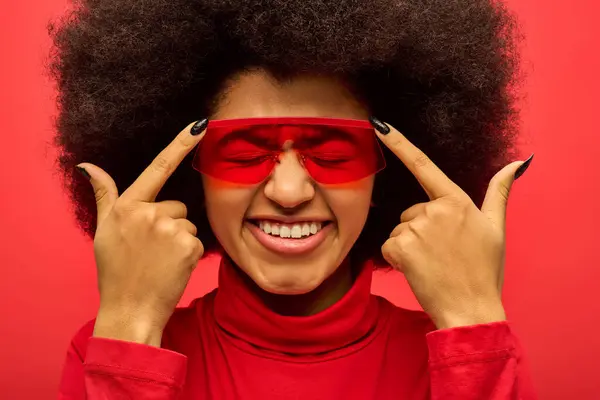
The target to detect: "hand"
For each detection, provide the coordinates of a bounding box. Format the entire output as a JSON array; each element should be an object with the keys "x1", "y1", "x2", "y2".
[
  {"x1": 373, "y1": 121, "x2": 532, "y2": 330},
  {"x1": 78, "y1": 119, "x2": 208, "y2": 346}
]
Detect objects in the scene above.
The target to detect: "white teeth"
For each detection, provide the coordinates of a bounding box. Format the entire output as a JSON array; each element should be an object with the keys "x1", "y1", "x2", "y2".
[
  {"x1": 271, "y1": 224, "x2": 280, "y2": 235},
  {"x1": 256, "y1": 221, "x2": 325, "y2": 238},
  {"x1": 280, "y1": 226, "x2": 291, "y2": 238},
  {"x1": 310, "y1": 222, "x2": 321, "y2": 234},
  {"x1": 290, "y1": 225, "x2": 302, "y2": 238},
  {"x1": 301, "y1": 224, "x2": 310, "y2": 237}
]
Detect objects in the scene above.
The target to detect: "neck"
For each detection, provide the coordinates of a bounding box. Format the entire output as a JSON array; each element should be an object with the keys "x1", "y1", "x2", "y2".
[
  {"x1": 214, "y1": 256, "x2": 380, "y2": 354},
  {"x1": 241, "y1": 261, "x2": 355, "y2": 316}
]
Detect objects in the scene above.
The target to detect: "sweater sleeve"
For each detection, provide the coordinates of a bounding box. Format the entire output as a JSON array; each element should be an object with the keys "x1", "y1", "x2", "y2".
[
  {"x1": 426, "y1": 321, "x2": 537, "y2": 400},
  {"x1": 58, "y1": 322, "x2": 188, "y2": 399}
]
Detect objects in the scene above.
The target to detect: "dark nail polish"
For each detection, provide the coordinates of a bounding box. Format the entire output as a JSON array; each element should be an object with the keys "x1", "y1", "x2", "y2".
[
  {"x1": 514, "y1": 153, "x2": 534, "y2": 180},
  {"x1": 369, "y1": 116, "x2": 390, "y2": 135},
  {"x1": 76, "y1": 166, "x2": 91, "y2": 180},
  {"x1": 190, "y1": 118, "x2": 209, "y2": 136}
]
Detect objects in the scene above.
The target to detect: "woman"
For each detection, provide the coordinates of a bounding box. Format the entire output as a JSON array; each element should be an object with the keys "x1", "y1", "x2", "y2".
[{"x1": 50, "y1": 0, "x2": 535, "y2": 398}]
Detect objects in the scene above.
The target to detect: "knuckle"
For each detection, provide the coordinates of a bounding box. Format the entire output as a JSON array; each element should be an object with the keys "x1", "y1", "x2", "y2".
[
  {"x1": 458, "y1": 192, "x2": 472, "y2": 205},
  {"x1": 177, "y1": 132, "x2": 196, "y2": 149},
  {"x1": 489, "y1": 173, "x2": 504, "y2": 187},
  {"x1": 424, "y1": 202, "x2": 448, "y2": 219},
  {"x1": 177, "y1": 234, "x2": 194, "y2": 249},
  {"x1": 159, "y1": 201, "x2": 188, "y2": 218},
  {"x1": 151, "y1": 155, "x2": 174, "y2": 177},
  {"x1": 399, "y1": 209, "x2": 411, "y2": 223},
  {"x1": 397, "y1": 231, "x2": 416, "y2": 249},
  {"x1": 386, "y1": 232, "x2": 411, "y2": 255},
  {"x1": 412, "y1": 151, "x2": 431, "y2": 170},
  {"x1": 382, "y1": 238, "x2": 409, "y2": 270},
  {"x1": 178, "y1": 235, "x2": 203, "y2": 260},
  {"x1": 94, "y1": 187, "x2": 110, "y2": 204},
  {"x1": 177, "y1": 202, "x2": 188, "y2": 217},
  {"x1": 381, "y1": 242, "x2": 397, "y2": 265},
  {"x1": 387, "y1": 135, "x2": 404, "y2": 150},
  {"x1": 194, "y1": 239, "x2": 205, "y2": 258},
  {"x1": 139, "y1": 206, "x2": 159, "y2": 224},
  {"x1": 407, "y1": 219, "x2": 425, "y2": 235},
  {"x1": 389, "y1": 225, "x2": 402, "y2": 238},
  {"x1": 495, "y1": 181, "x2": 511, "y2": 203},
  {"x1": 154, "y1": 217, "x2": 177, "y2": 235}
]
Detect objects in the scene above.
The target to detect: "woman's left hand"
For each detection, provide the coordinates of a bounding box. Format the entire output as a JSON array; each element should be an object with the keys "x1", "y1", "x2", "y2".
[{"x1": 372, "y1": 120, "x2": 531, "y2": 330}]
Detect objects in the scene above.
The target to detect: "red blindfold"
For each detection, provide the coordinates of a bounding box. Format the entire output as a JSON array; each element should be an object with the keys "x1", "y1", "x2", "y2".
[{"x1": 192, "y1": 117, "x2": 386, "y2": 185}]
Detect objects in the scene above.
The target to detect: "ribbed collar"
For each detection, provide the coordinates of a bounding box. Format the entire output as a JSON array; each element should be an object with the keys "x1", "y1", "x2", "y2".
[{"x1": 213, "y1": 256, "x2": 380, "y2": 355}]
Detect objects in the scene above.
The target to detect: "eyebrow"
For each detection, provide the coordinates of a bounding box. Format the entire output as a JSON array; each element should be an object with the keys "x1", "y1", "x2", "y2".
[
  {"x1": 214, "y1": 125, "x2": 358, "y2": 149},
  {"x1": 299, "y1": 126, "x2": 355, "y2": 145},
  {"x1": 216, "y1": 127, "x2": 279, "y2": 148}
]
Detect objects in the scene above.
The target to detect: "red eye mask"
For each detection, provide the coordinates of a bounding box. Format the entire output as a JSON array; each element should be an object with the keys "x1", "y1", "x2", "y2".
[{"x1": 192, "y1": 117, "x2": 386, "y2": 185}]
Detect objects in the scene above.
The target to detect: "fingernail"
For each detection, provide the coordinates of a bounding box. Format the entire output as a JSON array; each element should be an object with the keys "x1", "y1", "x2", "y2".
[
  {"x1": 190, "y1": 118, "x2": 209, "y2": 136},
  {"x1": 514, "y1": 153, "x2": 534, "y2": 180},
  {"x1": 369, "y1": 116, "x2": 390, "y2": 135},
  {"x1": 76, "y1": 165, "x2": 91, "y2": 180}
]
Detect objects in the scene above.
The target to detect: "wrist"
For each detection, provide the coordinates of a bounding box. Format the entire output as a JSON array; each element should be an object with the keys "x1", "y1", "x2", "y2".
[
  {"x1": 94, "y1": 306, "x2": 164, "y2": 347},
  {"x1": 434, "y1": 300, "x2": 506, "y2": 330}
]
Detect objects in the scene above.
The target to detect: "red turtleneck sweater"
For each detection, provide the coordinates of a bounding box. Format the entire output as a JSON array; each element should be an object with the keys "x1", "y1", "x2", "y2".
[{"x1": 58, "y1": 258, "x2": 536, "y2": 399}]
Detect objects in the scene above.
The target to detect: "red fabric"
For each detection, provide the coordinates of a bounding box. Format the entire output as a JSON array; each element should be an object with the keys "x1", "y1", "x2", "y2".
[{"x1": 58, "y1": 258, "x2": 536, "y2": 399}]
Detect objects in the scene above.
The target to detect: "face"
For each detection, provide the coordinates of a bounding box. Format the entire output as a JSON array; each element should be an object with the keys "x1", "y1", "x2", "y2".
[{"x1": 202, "y1": 69, "x2": 374, "y2": 295}]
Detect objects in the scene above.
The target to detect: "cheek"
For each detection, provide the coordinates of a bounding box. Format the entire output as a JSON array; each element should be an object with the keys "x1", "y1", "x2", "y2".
[
  {"x1": 202, "y1": 177, "x2": 255, "y2": 238},
  {"x1": 324, "y1": 178, "x2": 374, "y2": 236}
]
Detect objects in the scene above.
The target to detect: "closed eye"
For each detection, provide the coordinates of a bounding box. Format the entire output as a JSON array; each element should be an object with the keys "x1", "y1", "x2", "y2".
[
  {"x1": 224, "y1": 151, "x2": 273, "y2": 164},
  {"x1": 306, "y1": 152, "x2": 353, "y2": 164}
]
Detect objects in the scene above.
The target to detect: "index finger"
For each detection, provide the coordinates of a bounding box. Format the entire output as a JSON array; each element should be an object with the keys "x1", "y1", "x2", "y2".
[
  {"x1": 122, "y1": 119, "x2": 208, "y2": 202},
  {"x1": 371, "y1": 119, "x2": 462, "y2": 200}
]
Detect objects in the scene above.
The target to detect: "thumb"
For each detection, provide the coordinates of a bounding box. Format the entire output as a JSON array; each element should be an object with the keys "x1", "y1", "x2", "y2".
[
  {"x1": 481, "y1": 154, "x2": 534, "y2": 228},
  {"x1": 76, "y1": 163, "x2": 119, "y2": 224}
]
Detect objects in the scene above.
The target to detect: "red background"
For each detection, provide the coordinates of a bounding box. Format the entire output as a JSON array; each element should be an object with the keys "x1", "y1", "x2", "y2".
[{"x1": 1, "y1": 0, "x2": 599, "y2": 398}]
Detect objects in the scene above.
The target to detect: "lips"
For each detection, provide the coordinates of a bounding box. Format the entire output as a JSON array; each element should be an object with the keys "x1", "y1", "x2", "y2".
[
  {"x1": 245, "y1": 220, "x2": 333, "y2": 255},
  {"x1": 256, "y1": 220, "x2": 323, "y2": 238}
]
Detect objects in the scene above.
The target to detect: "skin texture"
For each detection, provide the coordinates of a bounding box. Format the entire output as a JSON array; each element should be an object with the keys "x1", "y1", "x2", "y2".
[{"x1": 204, "y1": 70, "x2": 373, "y2": 308}]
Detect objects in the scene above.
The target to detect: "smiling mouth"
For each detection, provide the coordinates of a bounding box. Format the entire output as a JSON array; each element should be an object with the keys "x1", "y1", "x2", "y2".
[
  {"x1": 245, "y1": 219, "x2": 334, "y2": 255},
  {"x1": 247, "y1": 220, "x2": 332, "y2": 239}
]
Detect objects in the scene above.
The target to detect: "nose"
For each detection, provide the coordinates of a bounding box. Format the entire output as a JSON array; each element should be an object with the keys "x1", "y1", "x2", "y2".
[{"x1": 263, "y1": 150, "x2": 315, "y2": 209}]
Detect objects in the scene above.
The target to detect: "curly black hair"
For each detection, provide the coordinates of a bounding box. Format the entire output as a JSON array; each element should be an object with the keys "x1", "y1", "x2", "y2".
[{"x1": 46, "y1": 0, "x2": 523, "y2": 266}]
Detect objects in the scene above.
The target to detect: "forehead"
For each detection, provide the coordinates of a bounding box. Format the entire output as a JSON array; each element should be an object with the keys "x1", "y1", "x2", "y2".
[{"x1": 212, "y1": 68, "x2": 369, "y2": 120}]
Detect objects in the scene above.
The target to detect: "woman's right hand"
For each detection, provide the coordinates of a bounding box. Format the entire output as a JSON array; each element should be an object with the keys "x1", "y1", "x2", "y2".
[{"x1": 77, "y1": 119, "x2": 208, "y2": 347}]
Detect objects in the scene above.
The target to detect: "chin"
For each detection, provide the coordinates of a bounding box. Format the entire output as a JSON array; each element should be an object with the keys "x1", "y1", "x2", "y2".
[{"x1": 250, "y1": 264, "x2": 327, "y2": 295}]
